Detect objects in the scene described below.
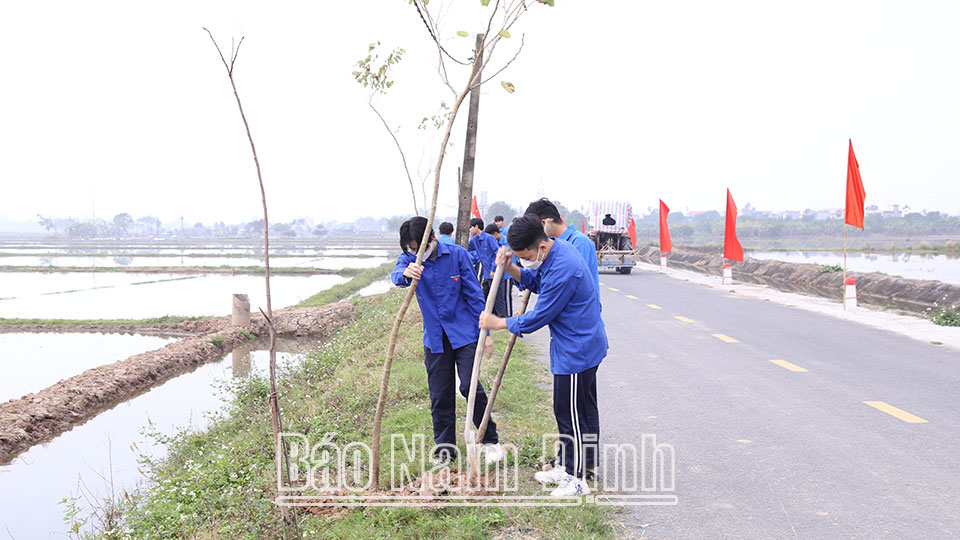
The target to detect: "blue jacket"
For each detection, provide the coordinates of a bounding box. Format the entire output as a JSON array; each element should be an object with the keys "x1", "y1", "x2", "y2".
[
  {"x1": 468, "y1": 231, "x2": 499, "y2": 280},
  {"x1": 391, "y1": 241, "x2": 485, "y2": 354},
  {"x1": 437, "y1": 235, "x2": 456, "y2": 245},
  {"x1": 506, "y1": 239, "x2": 607, "y2": 375},
  {"x1": 559, "y1": 225, "x2": 600, "y2": 297}
]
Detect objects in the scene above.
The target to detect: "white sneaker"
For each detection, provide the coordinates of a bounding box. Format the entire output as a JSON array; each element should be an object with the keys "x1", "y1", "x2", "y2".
[
  {"x1": 534, "y1": 465, "x2": 569, "y2": 485},
  {"x1": 550, "y1": 474, "x2": 591, "y2": 497},
  {"x1": 483, "y1": 443, "x2": 505, "y2": 464}
]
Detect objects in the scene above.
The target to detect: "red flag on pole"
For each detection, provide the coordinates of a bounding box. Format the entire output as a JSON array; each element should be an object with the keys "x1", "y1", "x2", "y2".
[
  {"x1": 659, "y1": 199, "x2": 672, "y2": 253},
  {"x1": 471, "y1": 196, "x2": 481, "y2": 219},
  {"x1": 723, "y1": 189, "x2": 744, "y2": 262},
  {"x1": 581, "y1": 219, "x2": 586, "y2": 234},
  {"x1": 627, "y1": 219, "x2": 637, "y2": 249},
  {"x1": 845, "y1": 139, "x2": 866, "y2": 229}
]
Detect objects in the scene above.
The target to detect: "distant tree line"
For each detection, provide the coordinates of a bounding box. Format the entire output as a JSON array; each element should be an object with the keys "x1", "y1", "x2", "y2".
[
  {"x1": 36, "y1": 206, "x2": 958, "y2": 241},
  {"x1": 36, "y1": 213, "x2": 329, "y2": 240}
]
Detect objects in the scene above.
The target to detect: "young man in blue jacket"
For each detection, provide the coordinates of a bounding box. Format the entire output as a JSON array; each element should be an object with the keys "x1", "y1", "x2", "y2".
[
  {"x1": 392, "y1": 217, "x2": 503, "y2": 464},
  {"x1": 468, "y1": 217, "x2": 508, "y2": 317},
  {"x1": 437, "y1": 221, "x2": 456, "y2": 244},
  {"x1": 479, "y1": 215, "x2": 607, "y2": 497},
  {"x1": 524, "y1": 198, "x2": 600, "y2": 298}
]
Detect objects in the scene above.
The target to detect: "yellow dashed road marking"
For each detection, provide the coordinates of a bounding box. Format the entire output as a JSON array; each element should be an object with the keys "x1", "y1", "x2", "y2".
[
  {"x1": 626, "y1": 295, "x2": 639, "y2": 300},
  {"x1": 608, "y1": 287, "x2": 621, "y2": 292},
  {"x1": 674, "y1": 316, "x2": 694, "y2": 323},
  {"x1": 646, "y1": 304, "x2": 662, "y2": 310},
  {"x1": 599, "y1": 282, "x2": 606, "y2": 286},
  {"x1": 863, "y1": 401, "x2": 928, "y2": 423},
  {"x1": 712, "y1": 333, "x2": 739, "y2": 343},
  {"x1": 770, "y1": 359, "x2": 808, "y2": 372}
]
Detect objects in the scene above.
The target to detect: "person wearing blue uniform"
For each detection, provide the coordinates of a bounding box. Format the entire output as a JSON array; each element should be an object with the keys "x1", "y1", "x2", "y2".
[
  {"x1": 485, "y1": 223, "x2": 513, "y2": 317},
  {"x1": 494, "y1": 216, "x2": 508, "y2": 246},
  {"x1": 525, "y1": 198, "x2": 600, "y2": 299},
  {"x1": 479, "y1": 215, "x2": 607, "y2": 497},
  {"x1": 468, "y1": 218, "x2": 508, "y2": 317},
  {"x1": 437, "y1": 221, "x2": 456, "y2": 244},
  {"x1": 391, "y1": 217, "x2": 503, "y2": 464}
]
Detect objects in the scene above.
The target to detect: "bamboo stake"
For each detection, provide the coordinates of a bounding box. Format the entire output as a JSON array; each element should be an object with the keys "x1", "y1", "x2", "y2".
[
  {"x1": 476, "y1": 288, "x2": 531, "y2": 443},
  {"x1": 464, "y1": 263, "x2": 505, "y2": 484}
]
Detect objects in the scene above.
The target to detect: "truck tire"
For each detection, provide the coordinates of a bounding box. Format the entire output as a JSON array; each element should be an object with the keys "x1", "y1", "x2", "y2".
[
  {"x1": 620, "y1": 267, "x2": 632, "y2": 275},
  {"x1": 619, "y1": 235, "x2": 632, "y2": 250}
]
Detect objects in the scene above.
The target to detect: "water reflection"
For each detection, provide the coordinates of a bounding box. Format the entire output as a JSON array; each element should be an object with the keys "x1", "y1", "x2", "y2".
[
  {"x1": 0, "y1": 333, "x2": 178, "y2": 403},
  {"x1": 0, "y1": 273, "x2": 350, "y2": 319},
  {"x1": 749, "y1": 251, "x2": 960, "y2": 284},
  {"x1": 0, "y1": 336, "x2": 319, "y2": 538}
]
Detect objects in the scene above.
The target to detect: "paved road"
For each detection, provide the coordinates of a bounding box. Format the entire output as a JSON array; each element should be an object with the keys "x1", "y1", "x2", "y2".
[{"x1": 522, "y1": 267, "x2": 960, "y2": 539}]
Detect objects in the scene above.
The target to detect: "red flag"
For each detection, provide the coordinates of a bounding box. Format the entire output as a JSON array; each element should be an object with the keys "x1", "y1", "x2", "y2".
[
  {"x1": 627, "y1": 219, "x2": 637, "y2": 249},
  {"x1": 845, "y1": 139, "x2": 866, "y2": 229},
  {"x1": 471, "y1": 196, "x2": 481, "y2": 219},
  {"x1": 659, "y1": 199, "x2": 672, "y2": 253},
  {"x1": 581, "y1": 219, "x2": 586, "y2": 234},
  {"x1": 723, "y1": 189, "x2": 744, "y2": 262}
]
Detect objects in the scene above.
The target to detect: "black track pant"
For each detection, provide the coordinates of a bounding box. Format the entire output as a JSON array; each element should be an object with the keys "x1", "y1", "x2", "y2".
[
  {"x1": 481, "y1": 277, "x2": 511, "y2": 317},
  {"x1": 424, "y1": 332, "x2": 498, "y2": 459},
  {"x1": 553, "y1": 365, "x2": 600, "y2": 479}
]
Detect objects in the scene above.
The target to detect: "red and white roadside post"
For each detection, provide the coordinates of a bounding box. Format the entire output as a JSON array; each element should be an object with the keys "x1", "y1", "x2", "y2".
[
  {"x1": 722, "y1": 262, "x2": 733, "y2": 285},
  {"x1": 843, "y1": 277, "x2": 857, "y2": 310},
  {"x1": 660, "y1": 254, "x2": 668, "y2": 272}
]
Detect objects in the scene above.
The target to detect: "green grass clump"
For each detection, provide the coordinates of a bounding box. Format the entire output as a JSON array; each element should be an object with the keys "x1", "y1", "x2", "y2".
[
  {"x1": 295, "y1": 262, "x2": 395, "y2": 307},
  {"x1": 103, "y1": 289, "x2": 615, "y2": 539}
]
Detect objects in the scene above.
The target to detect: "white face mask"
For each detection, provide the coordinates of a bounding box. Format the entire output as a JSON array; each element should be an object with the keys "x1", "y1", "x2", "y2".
[
  {"x1": 422, "y1": 242, "x2": 436, "y2": 260},
  {"x1": 520, "y1": 247, "x2": 545, "y2": 270}
]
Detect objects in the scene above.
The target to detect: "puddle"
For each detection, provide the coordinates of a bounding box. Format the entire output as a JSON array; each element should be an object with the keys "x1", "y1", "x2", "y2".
[
  {"x1": 0, "y1": 333, "x2": 178, "y2": 403},
  {"x1": 356, "y1": 279, "x2": 393, "y2": 297},
  {"x1": 0, "y1": 273, "x2": 350, "y2": 319},
  {"x1": 0, "y1": 337, "x2": 318, "y2": 538}
]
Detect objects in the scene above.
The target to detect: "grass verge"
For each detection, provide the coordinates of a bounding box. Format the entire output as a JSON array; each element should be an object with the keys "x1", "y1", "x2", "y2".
[
  {"x1": 294, "y1": 262, "x2": 395, "y2": 307},
  {"x1": 90, "y1": 289, "x2": 615, "y2": 539}
]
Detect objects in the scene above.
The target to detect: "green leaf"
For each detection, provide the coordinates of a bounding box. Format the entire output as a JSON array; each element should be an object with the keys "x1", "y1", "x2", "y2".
[
  {"x1": 498, "y1": 30, "x2": 511, "y2": 38},
  {"x1": 481, "y1": 0, "x2": 490, "y2": 5},
  {"x1": 456, "y1": 30, "x2": 469, "y2": 37},
  {"x1": 537, "y1": 0, "x2": 555, "y2": 5},
  {"x1": 501, "y1": 81, "x2": 516, "y2": 93}
]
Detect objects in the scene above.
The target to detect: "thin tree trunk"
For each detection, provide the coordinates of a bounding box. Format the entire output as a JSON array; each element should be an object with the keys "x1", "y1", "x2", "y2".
[
  {"x1": 204, "y1": 29, "x2": 299, "y2": 538},
  {"x1": 370, "y1": 50, "x2": 485, "y2": 490},
  {"x1": 368, "y1": 101, "x2": 420, "y2": 215}
]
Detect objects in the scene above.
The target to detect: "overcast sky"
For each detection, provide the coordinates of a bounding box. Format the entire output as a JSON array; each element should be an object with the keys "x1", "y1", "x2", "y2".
[{"x1": 1, "y1": 0, "x2": 958, "y2": 225}]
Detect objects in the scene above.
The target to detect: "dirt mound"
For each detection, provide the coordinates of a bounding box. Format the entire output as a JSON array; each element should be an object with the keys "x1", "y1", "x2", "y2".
[
  {"x1": 0, "y1": 301, "x2": 357, "y2": 464},
  {"x1": 637, "y1": 246, "x2": 960, "y2": 314}
]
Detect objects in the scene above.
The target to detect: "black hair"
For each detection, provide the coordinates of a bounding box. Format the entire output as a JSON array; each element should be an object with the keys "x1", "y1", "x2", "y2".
[
  {"x1": 484, "y1": 223, "x2": 500, "y2": 235},
  {"x1": 439, "y1": 221, "x2": 454, "y2": 235},
  {"x1": 399, "y1": 216, "x2": 434, "y2": 252},
  {"x1": 494, "y1": 215, "x2": 504, "y2": 223},
  {"x1": 470, "y1": 217, "x2": 484, "y2": 230},
  {"x1": 524, "y1": 198, "x2": 563, "y2": 223},
  {"x1": 507, "y1": 214, "x2": 549, "y2": 251}
]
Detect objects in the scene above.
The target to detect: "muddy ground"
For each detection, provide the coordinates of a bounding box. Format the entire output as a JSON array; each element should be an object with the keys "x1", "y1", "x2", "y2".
[{"x1": 0, "y1": 301, "x2": 358, "y2": 464}]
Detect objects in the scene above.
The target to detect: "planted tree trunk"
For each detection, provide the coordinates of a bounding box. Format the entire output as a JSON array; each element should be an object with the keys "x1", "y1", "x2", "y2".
[
  {"x1": 369, "y1": 44, "x2": 486, "y2": 490},
  {"x1": 204, "y1": 28, "x2": 299, "y2": 539},
  {"x1": 456, "y1": 34, "x2": 484, "y2": 247}
]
